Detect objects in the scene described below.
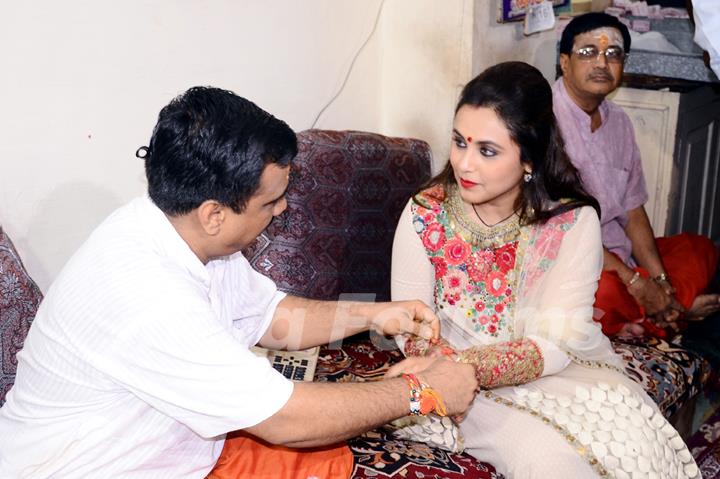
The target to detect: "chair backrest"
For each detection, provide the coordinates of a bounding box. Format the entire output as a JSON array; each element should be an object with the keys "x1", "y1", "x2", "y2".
[
  {"x1": 0, "y1": 227, "x2": 43, "y2": 405},
  {"x1": 243, "y1": 130, "x2": 432, "y2": 301}
]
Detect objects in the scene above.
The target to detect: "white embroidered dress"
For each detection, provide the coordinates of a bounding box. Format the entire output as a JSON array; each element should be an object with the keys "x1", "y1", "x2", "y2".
[{"x1": 391, "y1": 186, "x2": 698, "y2": 479}]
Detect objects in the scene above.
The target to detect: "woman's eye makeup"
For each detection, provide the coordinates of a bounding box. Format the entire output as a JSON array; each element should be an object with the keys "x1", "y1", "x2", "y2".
[{"x1": 480, "y1": 146, "x2": 497, "y2": 157}]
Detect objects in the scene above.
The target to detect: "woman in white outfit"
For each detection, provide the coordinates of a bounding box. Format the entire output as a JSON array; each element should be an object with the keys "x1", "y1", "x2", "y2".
[{"x1": 390, "y1": 61, "x2": 699, "y2": 479}]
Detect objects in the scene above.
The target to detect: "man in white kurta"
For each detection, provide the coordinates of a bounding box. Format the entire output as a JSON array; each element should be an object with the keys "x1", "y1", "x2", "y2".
[
  {"x1": 0, "y1": 196, "x2": 292, "y2": 477},
  {"x1": 0, "y1": 86, "x2": 479, "y2": 478}
]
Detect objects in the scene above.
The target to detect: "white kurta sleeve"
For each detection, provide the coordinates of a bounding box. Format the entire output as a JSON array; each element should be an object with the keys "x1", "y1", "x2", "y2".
[
  {"x1": 520, "y1": 205, "x2": 620, "y2": 368},
  {"x1": 84, "y1": 272, "x2": 294, "y2": 439},
  {"x1": 207, "y1": 252, "x2": 287, "y2": 346},
  {"x1": 527, "y1": 334, "x2": 571, "y2": 376},
  {"x1": 391, "y1": 200, "x2": 435, "y2": 304},
  {"x1": 391, "y1": 200, "x2": 436, "y2": 352}
]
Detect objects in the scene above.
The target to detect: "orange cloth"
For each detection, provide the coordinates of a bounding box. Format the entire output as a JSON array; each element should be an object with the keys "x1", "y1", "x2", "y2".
[
  {"x1": 594, "y1": 233, "x2": 719, "y2": 338},
  {"x1": 207, "y1": 431, "x2": 353, "y2": 479}
]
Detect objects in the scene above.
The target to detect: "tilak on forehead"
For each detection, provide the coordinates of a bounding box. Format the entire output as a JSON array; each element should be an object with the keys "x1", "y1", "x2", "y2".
[{"x1": 575, "y1": 27, "x2": 623, "y2": 49}]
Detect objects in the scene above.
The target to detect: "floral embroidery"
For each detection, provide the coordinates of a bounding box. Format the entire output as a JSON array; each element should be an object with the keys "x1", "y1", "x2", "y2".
[
  {"x1": 485, "y1": 271, "x2": 507, "y2": 297},
  {"x1": 443, "y1": 237, "x2": 471, "y2": 265},
  {"x1": 466, "y1": 250, "x2": 493, "y2": 282},
  {"x1": 494, "y1": 243, "x2": 516, "y2": 274},
  {"x1": 403, "y1": 335, "x2": 456, "y2": 359},
  {"x1": 403, "y1": 334, "x2": 544, "y2": 390},
  {"x1": 422, "y1": 223, "x2": 446, "y2": 252},
  {"x1": 411, "y1": 190, "x2": 519, "y2": 338},
  {"x1": 457, "y1": 338, "x2": 544, "y2": 389},
  {"x1": 430, "y1": 257, "x2": 447, "y2": 278},
  {"x1": 411, "y1": 189, "x2": 581, "y2": 340},
  {"x1": 518, "y1": 209, "x2": 579, "y2": 294},
  {"x1": 441, "y1": 270, "x2": 467, "y2": 304}
]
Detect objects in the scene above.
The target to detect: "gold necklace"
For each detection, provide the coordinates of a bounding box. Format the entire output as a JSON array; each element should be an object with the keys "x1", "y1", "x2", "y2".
[{"x1": 445, "y1": 185, "x2": 521, "y2": 249}]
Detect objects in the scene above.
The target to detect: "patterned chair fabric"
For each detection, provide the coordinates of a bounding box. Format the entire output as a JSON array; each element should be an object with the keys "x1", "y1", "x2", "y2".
[
  {"x1": 0, "y1": 227, "x2": 42, "y2": 405},
  {"x1": 243, "y1": 129, "x2": 432, "y2": 302}
]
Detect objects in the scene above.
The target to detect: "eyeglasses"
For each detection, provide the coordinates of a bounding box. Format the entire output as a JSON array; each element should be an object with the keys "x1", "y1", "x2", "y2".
[{"x1": 572, "y1": 45, "x2": 627, "y2": 63}]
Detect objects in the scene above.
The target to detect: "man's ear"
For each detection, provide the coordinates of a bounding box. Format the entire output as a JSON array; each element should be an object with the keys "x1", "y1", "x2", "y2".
[
  {"x1": 559, "y1": 53, "x2": 570, "y2": 76},
  {"x1": 196, "y1": 200, "x2": 225, "y2": 236}
]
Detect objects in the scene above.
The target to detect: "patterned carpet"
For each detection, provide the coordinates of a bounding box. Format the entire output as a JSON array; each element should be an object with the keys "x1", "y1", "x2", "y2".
[
  {"x1": 687, "y1": 405, "x2": 720, "y2": 479},
  {"x1": 315, "y1": 335, "x2": 711, "y2": 478}
]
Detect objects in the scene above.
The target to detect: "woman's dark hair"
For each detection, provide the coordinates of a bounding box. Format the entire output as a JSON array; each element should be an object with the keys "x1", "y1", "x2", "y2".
[
  {"x1": 143, "y1": 86, "x2": 297, "y2": 216},
  {"x1": 416, "y1": 61, "x2": 600, "y2": 225},
  {"x1": 559, "y1": 12, "x2": 631, "y2": 56}
]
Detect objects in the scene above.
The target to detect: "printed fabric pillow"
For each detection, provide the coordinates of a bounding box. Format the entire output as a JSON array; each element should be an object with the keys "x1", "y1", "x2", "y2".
[{"x1": 0, "y1": 227, "x2": 43, "y2": 405}]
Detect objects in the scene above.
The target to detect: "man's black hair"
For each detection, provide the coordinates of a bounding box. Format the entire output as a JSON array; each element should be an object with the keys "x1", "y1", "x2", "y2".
[
  {"x1": 144, "y1": 86, "x2": 297, "y2": 216},
  {"x1": 559, "y1": 12, "x2": 631, "y2": 55}
]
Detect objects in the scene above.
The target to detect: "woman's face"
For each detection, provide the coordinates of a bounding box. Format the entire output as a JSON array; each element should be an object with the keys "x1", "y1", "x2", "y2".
[{"x1": 449, "y1": 105, "x2": 529, "y2": 211}]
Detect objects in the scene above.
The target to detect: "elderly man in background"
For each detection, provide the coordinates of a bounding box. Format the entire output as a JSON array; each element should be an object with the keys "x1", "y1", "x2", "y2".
[{"x1": 552, "y1": 12, "x2": 719, "y2": 340}]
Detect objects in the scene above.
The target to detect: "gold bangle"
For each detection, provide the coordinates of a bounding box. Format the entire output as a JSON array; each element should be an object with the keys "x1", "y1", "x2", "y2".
[{"x1": 627, "y1": 271, "x2": 641, "y2": 286}]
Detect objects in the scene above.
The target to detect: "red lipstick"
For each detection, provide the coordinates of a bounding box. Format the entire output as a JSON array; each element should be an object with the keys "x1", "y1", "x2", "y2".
[{"x1": 459, "y1": 179, "x2": 478, "y2": 189}]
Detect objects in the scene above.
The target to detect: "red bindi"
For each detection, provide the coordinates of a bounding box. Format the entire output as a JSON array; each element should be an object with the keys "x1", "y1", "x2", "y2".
[{"x1": 467, "y1": 136, "x2": 472, "y2": 142}]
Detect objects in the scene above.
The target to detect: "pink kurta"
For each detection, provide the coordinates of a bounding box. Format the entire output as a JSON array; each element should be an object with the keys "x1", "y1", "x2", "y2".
[{"x1": 552, "y1": 78, "x2": 648, "y2": 266}]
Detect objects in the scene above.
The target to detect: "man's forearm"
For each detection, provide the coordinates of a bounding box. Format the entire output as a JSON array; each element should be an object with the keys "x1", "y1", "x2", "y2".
[
  {"x1": 245, "y1": 379, "x2": 408, "y2": 447},
  {"x1": 625, "y1": 206, "x2": 666, "y2": 277},
  {"x1": 602, "y1": 247, "x2": 635, "y2": 283},
  {"x1": 260, "y1": 296, "x2": 382, "y2": 350}
]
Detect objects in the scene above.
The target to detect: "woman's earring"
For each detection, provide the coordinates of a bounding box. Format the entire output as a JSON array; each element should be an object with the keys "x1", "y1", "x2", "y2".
[{"x1": 523, "y1": 172, "x2": 533, "y2": 183}]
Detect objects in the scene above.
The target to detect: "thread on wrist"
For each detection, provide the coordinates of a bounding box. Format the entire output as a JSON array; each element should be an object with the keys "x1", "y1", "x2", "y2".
[{"x1": 402, "y1": 373, "x2": 447, "y2": 417}]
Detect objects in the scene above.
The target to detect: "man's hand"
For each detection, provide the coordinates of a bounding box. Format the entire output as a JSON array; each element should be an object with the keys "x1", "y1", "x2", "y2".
[
  {"x1": 386, "y1": 356, "x2": 478, "y2": 417},
  {"x1": 627, "y1": 276, "x2": 684, "y2": 317},
  {"x1": 369, "y1": 300, "x2": 440, "y2": 341}
]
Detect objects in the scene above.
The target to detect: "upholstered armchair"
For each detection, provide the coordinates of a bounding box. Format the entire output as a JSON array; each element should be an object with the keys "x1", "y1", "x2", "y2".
[{"x1": 244, "y1": 129, "x2": 432, "y2": 302}]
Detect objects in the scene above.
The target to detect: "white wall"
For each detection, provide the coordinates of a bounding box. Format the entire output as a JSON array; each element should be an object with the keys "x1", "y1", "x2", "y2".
[
  {"x1": 0, "y1": 0, "x2": 547, "y2": 292},
  {"x1": 472, "y1": 0, "x2": 557, "y2": 81},
  {"x1": 1, "y1": 1, "x2": 386, "y2": 291},
  {"x1": 380, "y1": 0, "x2": 475, "y2": 173},
  {"x1": 380, "y1": 0, "x2": 559, "y2": 173}
]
